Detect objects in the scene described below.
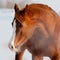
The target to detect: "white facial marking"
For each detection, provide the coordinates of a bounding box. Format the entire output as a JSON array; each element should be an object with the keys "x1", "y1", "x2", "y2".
[{"x1": 10, "y1": 20, "x2": 18, "y2": 52}]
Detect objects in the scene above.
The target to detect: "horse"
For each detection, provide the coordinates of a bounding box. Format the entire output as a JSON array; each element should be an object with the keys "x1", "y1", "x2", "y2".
[{"x1": 8, "y1": 3, "x2": 60, "y2": 60}]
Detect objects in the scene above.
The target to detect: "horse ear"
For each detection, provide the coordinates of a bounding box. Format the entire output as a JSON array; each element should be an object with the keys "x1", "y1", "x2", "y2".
[
  {"x1": 26, "y1": 4, "x2": 28, "y2": 8},
  {"x1": 25, "y1": 4, "x2": 29, "y2": 10},
  {"x1": 14, "y1": 3, "x2": 19, "y2": 12}
]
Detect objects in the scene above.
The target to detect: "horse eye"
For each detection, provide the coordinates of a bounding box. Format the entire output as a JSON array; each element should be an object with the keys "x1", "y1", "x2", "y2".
[
  {"x1": 16, "y1": 20, "x2": 23, "y2": 27},
  {"x1": 19, "y1": 23, "x2": 23, "y2": 27}
]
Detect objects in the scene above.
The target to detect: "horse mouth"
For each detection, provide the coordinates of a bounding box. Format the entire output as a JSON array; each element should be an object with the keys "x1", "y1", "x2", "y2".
[{"x1": 8, "y1": 43, "x2": 21, "y2": 53}]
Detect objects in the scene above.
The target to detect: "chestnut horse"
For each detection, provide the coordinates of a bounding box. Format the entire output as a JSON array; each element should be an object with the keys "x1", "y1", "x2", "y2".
[{"x1": 9, "y1": 4, "x2": 60, "y2": 60}]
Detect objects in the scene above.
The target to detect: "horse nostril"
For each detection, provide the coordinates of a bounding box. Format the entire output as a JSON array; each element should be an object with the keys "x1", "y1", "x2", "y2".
[
  {"x1": 9, "y1": 45, "x2": 14, "y2": 50},
  {"x1": 11, "y1": 45, "x2": 13, "y2": 49},
  {"x1": 8, "y1": 43, "x2": 13, "y2": 50}
]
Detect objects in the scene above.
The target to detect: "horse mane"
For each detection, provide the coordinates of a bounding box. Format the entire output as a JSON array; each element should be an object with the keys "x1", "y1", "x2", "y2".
[{"x1": 15, "y1": 4, "x2": 60, "y2": 35}]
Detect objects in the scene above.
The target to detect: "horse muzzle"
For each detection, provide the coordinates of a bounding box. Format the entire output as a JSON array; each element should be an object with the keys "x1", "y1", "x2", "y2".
[{"x1": 8, "y1": 43, "x2": 21, "y2": 53}]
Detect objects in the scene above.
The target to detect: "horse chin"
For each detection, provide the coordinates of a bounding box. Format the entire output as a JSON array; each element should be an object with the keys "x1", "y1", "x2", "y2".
[{"x1": 14, "y1": 47, "x2": 21, "y2": 53}]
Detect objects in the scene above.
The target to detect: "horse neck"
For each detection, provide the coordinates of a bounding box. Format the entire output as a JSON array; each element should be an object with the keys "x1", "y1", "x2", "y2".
[
  {"x1": 55, "y1": 19, "x2": 60, "y2": 33},
  {"x1": 34, "y1": 18, "x2": 60, "y2": 38}
]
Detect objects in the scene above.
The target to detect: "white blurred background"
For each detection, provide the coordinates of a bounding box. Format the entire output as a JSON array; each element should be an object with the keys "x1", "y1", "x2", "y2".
[
  {"x1": 0, "y1": 0, "x2": 60, "y2": 60},
  {"x1": 0, "y1": 0, "x2": 60, "y2": 12}
]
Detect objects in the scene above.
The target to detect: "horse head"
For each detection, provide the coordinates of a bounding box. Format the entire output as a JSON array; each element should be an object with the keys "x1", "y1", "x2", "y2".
[{"x1": 8, "y1": 4, "x2": 36, "y2": 52}]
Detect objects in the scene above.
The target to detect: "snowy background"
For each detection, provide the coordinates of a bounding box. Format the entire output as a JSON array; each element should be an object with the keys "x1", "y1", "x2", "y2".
[
  {"x1": 0, "y1": 0, "x2": 60, "y2": 60},
  {"x1": 0, "y1": 0, "x2": 60, "y2": 13}
]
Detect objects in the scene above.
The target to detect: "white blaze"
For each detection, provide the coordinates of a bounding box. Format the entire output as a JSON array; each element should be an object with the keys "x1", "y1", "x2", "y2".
[
  {"x1": 11, "y1": 20, "x2": 16, "y2": 47},
  {"x1": 10, "y1": 20, "x2": 18, "y2": 52}
]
